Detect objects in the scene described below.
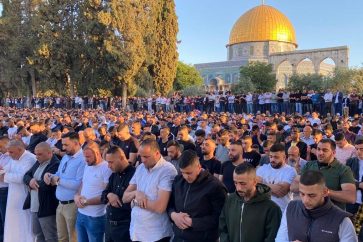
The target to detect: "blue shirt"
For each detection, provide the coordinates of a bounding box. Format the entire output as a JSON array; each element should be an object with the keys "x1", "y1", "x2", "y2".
[{"x1": 55, "y1": 149, "x2": 86, "y2": 201}]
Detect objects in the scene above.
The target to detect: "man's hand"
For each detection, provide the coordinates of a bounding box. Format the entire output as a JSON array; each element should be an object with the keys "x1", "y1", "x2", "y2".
[
  {"x1": 135, "y1": 191, "x2": 147, "y2": 209},
  {"x1": 29, "y1": 178, "x2": 39, "y2": 191},
  {"x1": 0, "y1": 174, "x2": 4, "y2": 183},
  {"x1": 50, "y1": 175, "x2": 60, "y2": 186},
  {"x1": 43, "y1": 172, "x2": 52, "y2": 185},
  {"x1": 171, "y1": 212, "x2": 192, "y2": 230},
  {"x1": 107, "y1": 193, "x2": 122, "y2": 208},
  {"x1": 74, "y1": 194, "x2": 87, "y2": 208}
]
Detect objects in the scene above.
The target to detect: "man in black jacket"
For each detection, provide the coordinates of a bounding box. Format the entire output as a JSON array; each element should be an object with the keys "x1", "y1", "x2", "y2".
[
  {"x1": 168, "y1": 150, "x2": 227, "y2": 242},
  {"x1": 285, "y1": 126, "x2": 308, "y2": 160},
  {"x1": 23, "y1": 142, "x2": 60, "y2": 242},
  {"x1": 101, "y1": 146, "x2": 135, "y2": 242},
  {"x1": 27, "y1": 123, "x2": 48, "y2": 154}
]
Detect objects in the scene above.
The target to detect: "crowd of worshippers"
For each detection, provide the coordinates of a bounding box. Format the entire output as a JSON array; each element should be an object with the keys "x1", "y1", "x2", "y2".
[
  {"x1": 2, "y1": 89, "x2": 362, "y2": 117},
  {"x1": 1, "y1": 106, "x2": 363, "y2": 241}
]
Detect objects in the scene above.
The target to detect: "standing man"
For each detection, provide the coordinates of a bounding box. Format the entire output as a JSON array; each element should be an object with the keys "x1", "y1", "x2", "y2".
[
  {"x1": 291, "y1": 139, "x2": 356, "y2": 210},
  {"x1": 102, "y1": 147, "x2": 135, "y2": 242},
  {"x1": 168, "y1": 150, "x2": 227, "y2": 242},
  {"x1": 2, "y1": 140, "x2": 37, "y2": 242},
  {"x1": 220, "y1": 141, "x2": 244, "y2": 193},
  {"x1": 257, "y1": 143, "x2": 297, "y2": 211},
  {"x1": 219, "y1": 163, "x2": 282, "y2": 242},
  {"x1": 113, "y1": 124, "x2": 138, "y2": 165},
  {"x1": 200, "y1": 139, "x2": 221, "y2": 178},
  {"x1": 166, "y1": 140, "x2": 182, "y2": 173},
  {"x1": 23, "y1": 142, "x2": 60, "y2": 242},
  {"x1": 285, "y1": 126, "x2": 308, "y2": 160},
  {"x1": 0, "y1": 137, "x2": 10, "y2": 242},
  {"x1": 276, "y1": 170, "x2": 357, "y2": 242},
  {"x1": 123, "y1": 139, "x2": 177, "y2": 242},
  {"x1": 241, "y1": 136, "x2": 261, "y2": 167},
  {"x1": 44, "y1": 132, "x2": 86, "y2": 242},
  {"x1": 74, "y1": 142, "x2": 112, "y2": 242}
]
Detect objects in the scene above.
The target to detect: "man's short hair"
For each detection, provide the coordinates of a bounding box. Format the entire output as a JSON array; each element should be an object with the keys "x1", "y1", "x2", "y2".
[
  {"x1": 269, "y1": 143, "x2": 285, "y2": 153},
  {"x1": 355, "y1": 139, "x2": 363, "y2": 145},
  {"x1": 234, "y1": 162, "x2": 256, "y2": 175},
  {"x1": 178, "y1": 126, "x2": 188, "y2": 133},
  {"x1": 140, "y1": 138, "x2": 160, "y2": 152},
  {"x1": 334, "y1": 132, "x2": 345, "y2": 142},
  {"x1": 178, "y1": 150, "x2": 199, "y2": 169},
  {"x1": 318, "y1": 139, "x2": 336, "y2": 151},
  {"x1": 166, "y1": 140, "x2": 181, "y2": 150},
  {"x1": 160, "y1": 126, "x2": 170, "y2": 132},
  {"x1": 106, "y1": 146, "x2": 126, "y2": 159},
  {"x1": 61, "y1": 131, "x2": 80, "y2": 141},
  {"x1": 262, "y1": 140, "x2": 273, "y2": 148},
  {"x1": 230, "y1": 140, "x2": 243, "y2": 147},
  {"x1": 300, "y1": 170, "x2": 325, "y2": 186},
  {"x1": 195, "y1": 129, "x2": 206, "y2": 137},
  {"x1": 242, "y1": 135, "x2": 252, "y2": 141},
  {"x1": 116, "y1": 123, "x2": 129, "y2": 133},
  {"x1": 312, "y1": 129, "x2": 323, "y2": 136}
]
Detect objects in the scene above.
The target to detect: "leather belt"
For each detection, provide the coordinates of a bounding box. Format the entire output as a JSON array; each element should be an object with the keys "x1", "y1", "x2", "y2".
[{"x1": 59, "y1": 200, "x2": 74, "y2": 204}]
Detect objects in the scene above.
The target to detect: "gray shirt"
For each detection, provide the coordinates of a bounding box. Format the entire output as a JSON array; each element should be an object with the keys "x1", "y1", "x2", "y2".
[{"x1": 30, "y1": 161, "x2": 50, "y2": 212}]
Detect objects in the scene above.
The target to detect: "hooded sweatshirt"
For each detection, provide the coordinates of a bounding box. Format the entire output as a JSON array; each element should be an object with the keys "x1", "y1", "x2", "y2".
[{"x1": 219, "y1": 183, "x2": 282, "y2": 242}]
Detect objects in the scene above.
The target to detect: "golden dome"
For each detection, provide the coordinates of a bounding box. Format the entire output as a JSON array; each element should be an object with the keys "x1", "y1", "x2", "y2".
[{"x1": 229, "y1": 5, "x2": 297, "y2": 47}]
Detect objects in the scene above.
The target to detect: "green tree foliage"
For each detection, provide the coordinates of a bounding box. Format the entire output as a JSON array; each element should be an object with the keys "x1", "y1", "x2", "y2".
[
  {"x1": 239, "y1": 62, "x2": 277, "y2": 92},
  {"x1": 287, "y1": 68, "x2": 363, "y2": 93},
  {"x1": 174, "y1": 61, "x2": 203, "y2": 90},
  {"x1": 0, "y1": 0, "x2": 179, "y2": 99},
  {"x1": 287, "y1": 73, "x2": 326, "y2": 92},
  {"x1": 149, "y1": 0, "x2": 178, "y2": 95},
  {"x1": 232, "y1": 77, "x2": 255, "y2": 94}
]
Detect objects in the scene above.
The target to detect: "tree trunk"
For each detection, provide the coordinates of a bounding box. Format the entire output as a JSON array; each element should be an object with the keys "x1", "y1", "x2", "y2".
[
  {"x1": 31, "y1": 69, "x2": 37, "y2": 97},
  {"x1": 122, "y1": 82, "x2": 127, "y2": 109},
  {"x1": 66, "y1": 72, "x2": 75, "y2": 97}
]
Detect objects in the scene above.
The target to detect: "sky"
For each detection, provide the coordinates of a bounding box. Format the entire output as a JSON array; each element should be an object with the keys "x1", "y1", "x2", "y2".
[{"x1": 175, "y1": 0, "x2": 363, "y2": 67}]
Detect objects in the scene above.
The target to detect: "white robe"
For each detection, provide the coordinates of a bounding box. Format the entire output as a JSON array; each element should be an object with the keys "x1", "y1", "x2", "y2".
[{"x1": 3, "y1": 150, "x2": 36, "y2": 242}]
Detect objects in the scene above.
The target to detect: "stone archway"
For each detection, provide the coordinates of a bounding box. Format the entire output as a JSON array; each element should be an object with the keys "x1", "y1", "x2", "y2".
[
  {"x1": 209, "y1": 77, "x2": 226, "y2": 91},
  {"x1": 318, "y1": 57, "x2": 336, "y2": 76},
  {"x1": 276, "y1": 60, "x2": 293, "y2": 89},
  {"x1": 296, "y1": 58, "x2": 315, "y2": 74}
]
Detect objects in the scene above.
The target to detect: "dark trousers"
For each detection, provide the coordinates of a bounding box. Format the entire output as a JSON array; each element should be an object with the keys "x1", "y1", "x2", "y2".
[
  {"x1": 0, "y1": 187, "x2": 8, "y2": 242},
  {"x1": 134, "y1": 237, "x2": 170, "y2": 242},
  {"x1": 105, "y1": 220, "x2": 131, "y2": 242}
]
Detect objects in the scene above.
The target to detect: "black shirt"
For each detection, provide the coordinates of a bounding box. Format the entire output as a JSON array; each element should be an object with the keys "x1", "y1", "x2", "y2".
[
  {"x1": 113, "y1": 137, "x2": 138, "y2": 159},
  {"x1": 158, "y1": 138, "x2": 172, "y2": 157},
  {"x1": 221, "y1": 161, "x2": 237, "y2": 193},
  {"x1": 243, "y1": 151, "x2": 261, "y2": 167},
  {"x1": 200, "y1": 157, "x2": 221, "y2": 175},
  {"x1": 101, "y1": 165, "x2": 136, "y2": 221},
  {"x1": 179, "y1": 140, "x2": 196, "y2": 151}
]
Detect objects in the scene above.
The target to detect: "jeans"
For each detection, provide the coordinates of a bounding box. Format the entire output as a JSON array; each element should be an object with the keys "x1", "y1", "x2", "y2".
[
  {"x1": 76, "y1": 212, "x2": 106, "y2": 242},
  {"x1": 228, "y1": 103, "x2": 234, "y2": 113},
  {"x1": 247, "y1": 103, "x2": 253, "y2": 114},
  {"x1": 0, "y1": 188, "x2": 7, "y2": 242}
]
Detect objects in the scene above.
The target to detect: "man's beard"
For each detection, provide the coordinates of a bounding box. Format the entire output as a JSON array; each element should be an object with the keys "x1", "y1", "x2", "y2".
[
  {"x1": 230, "y1": 154, "x2": 240, "y2": 162},
  {"x1": 271, "y1": 162, "x2": 283, "y2": 169}
]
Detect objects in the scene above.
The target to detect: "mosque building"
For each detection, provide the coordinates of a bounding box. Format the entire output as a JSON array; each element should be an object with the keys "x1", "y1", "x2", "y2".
[{"x1": 194, "y1": 4, "x2": 349, "y2": 91}]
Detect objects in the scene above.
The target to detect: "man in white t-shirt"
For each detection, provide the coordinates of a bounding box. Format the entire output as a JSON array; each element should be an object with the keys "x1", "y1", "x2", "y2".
[
  {"x1": 257, "y1": 143, "x2": 297, "y2": 211},
  {"x1": 74, "y1": 142, "x2": 112, "y2": 242},
  {"x1": 335, "y1": 133, "x2": 356, "y2": 165}
]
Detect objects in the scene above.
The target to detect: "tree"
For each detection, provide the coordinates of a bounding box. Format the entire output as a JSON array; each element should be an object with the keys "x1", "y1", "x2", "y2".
[
  {"x1": 174, "y1": 61, "x2": 203, "y2": 90},
  {"x1": 149, "y1": 0, "x2": 178, "y2": 95},
  {"x1": 239, "y1": 61, "x2": 277, "y2": 92},
  {"x1": 232, "y1": 77, "x2": 255, "y2": 94},
  {"x1": 287, "y1": 73, "x2": 326, "y2": 92}
]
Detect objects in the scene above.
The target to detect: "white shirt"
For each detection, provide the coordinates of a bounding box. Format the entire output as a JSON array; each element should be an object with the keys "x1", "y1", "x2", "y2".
[
  {"x1": 257, "y1": 164, "x2": 297, "y2": 211},
  {"x1": 7, "y1": 126, "x2": 18, "y2": 139},
  {"x1": 324, "y1": 92, "x2": 333, "y2": 102},
  {"x1": 129, "y1": 157, "x2": 177, "y2": 242},
  {"x1": 79, "y1": 161, "x2": 112, "y2": 217},
  {"x1": 0, "y1": 153, "x2": 10, "y2": 188},
  {"x1": 275, "y1": 208, "x2": 358, "y2": 242},
  {"x1": 308, "y1": 118, "x2": 321, "y2": 126},
  {"x1": 336, "y1": 143, "x2": 355, "y2": 165},
  {"x1": 301, "y1": 136, "x2": 315, "y2": 146},
  {"x1": 246, "y1": 94, "x2": 253, "y2": 104}
]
